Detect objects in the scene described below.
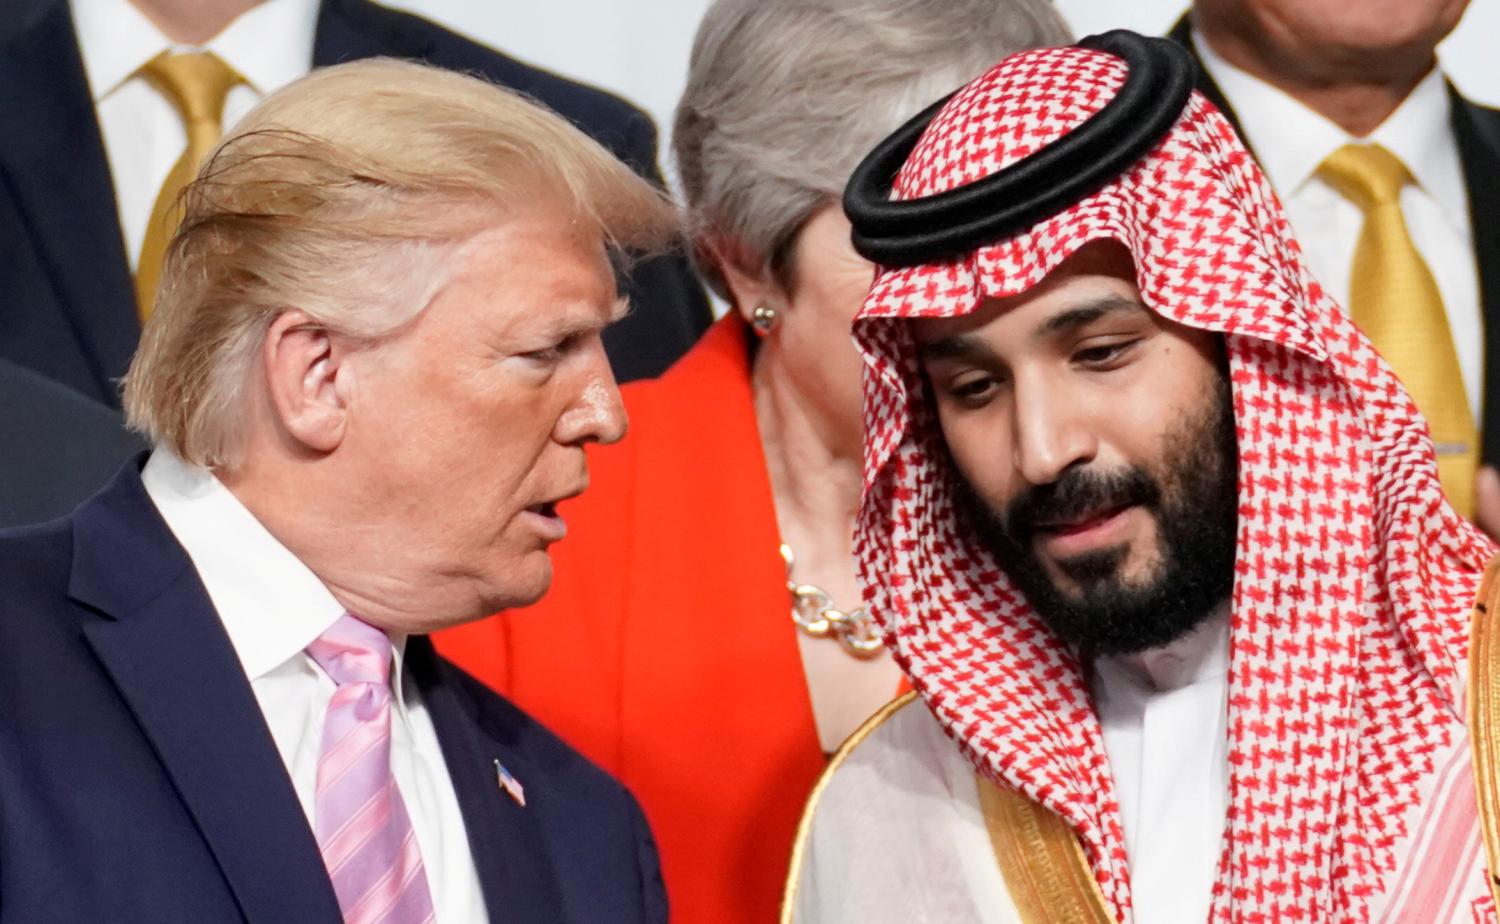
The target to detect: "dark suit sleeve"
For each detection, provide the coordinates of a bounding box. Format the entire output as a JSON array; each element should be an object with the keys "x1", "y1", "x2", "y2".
[
  {"x1": 0, "y1": 359, "x2": 144, "y2": 527},
  {"x1": 629, "y1": 794, "x2": 669, "y2": 924}
]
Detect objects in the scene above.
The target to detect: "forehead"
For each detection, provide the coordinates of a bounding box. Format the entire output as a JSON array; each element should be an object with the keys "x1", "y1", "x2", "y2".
[
  {"x1": 436, "y1": 208, "x2": 618, "y2": 333},
  {"x1": 910, "y1": 242, "x2": 1144, "y2": 347}
]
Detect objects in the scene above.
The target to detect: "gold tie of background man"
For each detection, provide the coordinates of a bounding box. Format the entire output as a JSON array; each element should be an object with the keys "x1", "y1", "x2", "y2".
[
  {"x1": 134, "y1": 51, "x2": 242, "y2": 322},
  {"x1": 1318, "y1": 142, "x2": 1477, "y2": 517}
]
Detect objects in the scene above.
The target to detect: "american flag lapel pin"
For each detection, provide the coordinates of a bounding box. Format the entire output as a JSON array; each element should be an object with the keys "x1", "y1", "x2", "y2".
[{"x1": 493, "y1": 759, "x2": 526, "y2": 807}]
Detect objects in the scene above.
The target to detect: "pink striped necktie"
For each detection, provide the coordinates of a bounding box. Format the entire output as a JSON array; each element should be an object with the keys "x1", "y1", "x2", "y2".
[{"x1": 308, "y1": 614, "x2": 437, "y2": 924}]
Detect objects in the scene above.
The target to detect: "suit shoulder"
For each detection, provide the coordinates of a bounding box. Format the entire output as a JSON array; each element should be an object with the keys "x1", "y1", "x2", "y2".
[
  {"x1": 344, "y1": 2, "x2": 656, "y2": 159},
  {"x1": 0, "y1": 520, "x2": 77, "y2": 624},
  {"x1": 0, "y1": 519, "x2": 74, "y2": 573}
]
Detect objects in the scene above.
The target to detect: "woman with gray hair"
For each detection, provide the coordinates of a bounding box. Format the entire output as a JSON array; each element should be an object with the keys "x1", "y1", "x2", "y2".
[{"x1": 437, "y1": 1, "x2": 1071, "y2": 920}]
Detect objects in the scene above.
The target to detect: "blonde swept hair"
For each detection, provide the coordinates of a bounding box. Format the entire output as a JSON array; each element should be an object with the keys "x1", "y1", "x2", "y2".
[{"x1": 124, "y1": 57, "x2": 678, "y2": 470}]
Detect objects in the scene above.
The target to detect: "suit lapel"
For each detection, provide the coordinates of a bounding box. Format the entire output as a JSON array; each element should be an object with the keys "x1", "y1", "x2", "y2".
[
  {"x1": 408, "y1": 639, "x2": 568, "y2": 923},
  {"x1": 1452, "y1": 92, "x2": 1500, "y2": 464},
  {"x1": 0, "y1": 0, "x2": 139, "y2": 402},
  {"x1": 70, "y1": 464, "x2": 341, "y2": 924}
]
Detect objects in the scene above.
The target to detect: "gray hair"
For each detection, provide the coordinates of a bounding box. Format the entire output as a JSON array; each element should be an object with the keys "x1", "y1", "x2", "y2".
[{"x1": 673, "y1": 0, "x2": 1073, "y2": 298}]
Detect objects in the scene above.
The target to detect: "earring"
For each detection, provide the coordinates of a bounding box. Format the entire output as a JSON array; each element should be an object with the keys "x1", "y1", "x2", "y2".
[{"x1": 750, "y1": 304, "x2": 780, "y2": 336}]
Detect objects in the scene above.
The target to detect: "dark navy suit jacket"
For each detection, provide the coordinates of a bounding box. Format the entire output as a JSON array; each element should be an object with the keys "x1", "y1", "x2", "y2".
[
  {"x1": 1168, "y1": 17, "x2": 1500, "y2": 464},
  {"x1": 0, "y1": 460, "x2": 667, "y2": 923},
  {"x1": 0, "y1": 358, "x2": 142, "y2": 527},
  {"x1": 0, "y1": 0, "x2": 710, "y2": 406}
]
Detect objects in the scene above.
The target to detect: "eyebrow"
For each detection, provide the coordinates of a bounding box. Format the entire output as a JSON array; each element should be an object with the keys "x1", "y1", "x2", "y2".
[
  {"x1": 1037, "y1": 293, "x2": 1146, "y2": 336},
  {"x1": 534, "y1": 296, "x2": 632, "y2": 345},
  {"x1": 918, "y1": 293, "x2": 1146, "y2": 364}
]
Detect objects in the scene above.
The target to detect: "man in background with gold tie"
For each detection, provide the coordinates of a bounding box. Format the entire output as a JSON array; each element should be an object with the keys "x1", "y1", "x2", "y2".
[
  {"x1": 1168, "y1": 0, "x2": 1500, "y2": 524},
  {"x1": 0, "y1": 0, "x2": 709, "y2": 412}
]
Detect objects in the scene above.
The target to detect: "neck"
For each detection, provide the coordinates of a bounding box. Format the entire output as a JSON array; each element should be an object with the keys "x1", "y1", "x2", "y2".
[
  {"x1": 751, "y1": 348, "x2": 863, "y2": 592},
  {"x1": 220, "y1": 460, "x2": 478, "y2": 635},
  {"x1": 1194, "y1": 18, "x2": 1433, "y2": 137},
  {"x1": 1096, "y1": 605, "x2": 1232, "y2": 694},
  {"x1": 129, "y1": 0, "x2": 263, "y2": 44}
]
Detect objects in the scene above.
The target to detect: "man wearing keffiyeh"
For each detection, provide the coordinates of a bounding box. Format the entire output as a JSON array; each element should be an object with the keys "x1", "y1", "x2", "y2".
[{"x1": 784, "y1": 31, "x2": 1500, "y2": 924}]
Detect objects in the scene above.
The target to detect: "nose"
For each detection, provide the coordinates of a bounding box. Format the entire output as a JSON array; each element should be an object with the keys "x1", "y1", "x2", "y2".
[
  {"x1": 556, "y1": 344, "x2": 627, "y2": 446},
  {"x1": 1011, "y1": 375, "x2": 1096, "y2": 487}
]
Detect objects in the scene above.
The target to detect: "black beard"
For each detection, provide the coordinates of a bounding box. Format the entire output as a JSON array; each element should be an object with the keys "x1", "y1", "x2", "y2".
[{"x1": 956, "y1": 375, "x2": 1238, "y2": 657}]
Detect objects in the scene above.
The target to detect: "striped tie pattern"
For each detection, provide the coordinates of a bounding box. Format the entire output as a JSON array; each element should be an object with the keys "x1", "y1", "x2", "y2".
[{"x1": 308, "y1": 615, "x2": 436, "y2": 924}]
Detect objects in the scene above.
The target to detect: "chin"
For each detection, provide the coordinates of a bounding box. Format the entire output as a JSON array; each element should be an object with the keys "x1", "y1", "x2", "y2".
[{"x1": 479, "y1": 554, "x2": 555, "y2": 614}]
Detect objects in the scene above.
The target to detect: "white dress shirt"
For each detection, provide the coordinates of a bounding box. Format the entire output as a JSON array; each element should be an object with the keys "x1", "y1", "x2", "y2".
[
  {"x1": 1194, "y1": 36, "x2": 1483, "y2": 422},
  {"x1": 1093, "y1": 610, "x2": 1232, "y2": 924},
  {"x1": 141, "y1": 450, "x2": 489, "y2": 924},
  {"x1": 69, "y1": 0, "x2": 319, "y2": 269}
]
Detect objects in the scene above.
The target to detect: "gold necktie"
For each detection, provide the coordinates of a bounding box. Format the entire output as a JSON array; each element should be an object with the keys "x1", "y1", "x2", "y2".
[
  {"x1": 1319, "y1": 142, "x2": 1477, "y2": 517},
  {"x1": 134, "y1": 51, "x2": 242, "y2": 322}
]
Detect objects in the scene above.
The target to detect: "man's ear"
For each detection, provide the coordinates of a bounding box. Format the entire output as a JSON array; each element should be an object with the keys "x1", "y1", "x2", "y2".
[{"x1": 262, "y1": 311, "x2": 349, "y2": 453}]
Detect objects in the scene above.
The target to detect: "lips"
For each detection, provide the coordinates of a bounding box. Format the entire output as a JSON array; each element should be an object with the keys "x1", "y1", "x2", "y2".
[
  {"x1": 1036, "y1": 502, "x2": 1133, "y2": 537},
  {"x1": 526, "y1": 501, "x2": 559, "y2": 519},
  {"x1": 521, "y1": 483, "x2": 587, "y2": 543},
  {"x1": 1029, "y1": 503, "x2": 1142, "y2": 562}
]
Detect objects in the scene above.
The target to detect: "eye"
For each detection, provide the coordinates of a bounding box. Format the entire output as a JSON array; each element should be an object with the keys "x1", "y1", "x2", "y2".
[
  {"x1": 518, "y1": 332, "x2": 584, "y2": 366},
  {"x1": 1072, "y1": 338, "x2": 1138, "y2": 368},
  {"x1": 521, "y1": 345, "x2": 563, "y2": 364},
  {"x1": 946, "y1": 372, "x2": 1002, "y2": 406}
]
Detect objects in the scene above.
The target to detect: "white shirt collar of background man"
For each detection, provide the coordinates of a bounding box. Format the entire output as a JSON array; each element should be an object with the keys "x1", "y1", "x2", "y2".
[{"x1": 71, "y1": 0, "x2": 319, "y2": 102}]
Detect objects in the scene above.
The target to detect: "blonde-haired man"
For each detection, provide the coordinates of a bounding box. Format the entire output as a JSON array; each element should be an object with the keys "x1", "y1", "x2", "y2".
[{"x1": 0, "y1": 59, "x2": 671, "y2": 924}]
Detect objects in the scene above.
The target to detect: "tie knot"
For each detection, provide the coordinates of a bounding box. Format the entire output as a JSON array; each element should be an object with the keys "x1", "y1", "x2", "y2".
[
  {"x1": 1318, "y1": 143, "x2": 1412, "y2": 211},
  {"x1": 140, "y1": 51, "x2": 242, "y2": 127},
  {"x1": 307, "y1": 614, "x2": 393, "y2": 687}
]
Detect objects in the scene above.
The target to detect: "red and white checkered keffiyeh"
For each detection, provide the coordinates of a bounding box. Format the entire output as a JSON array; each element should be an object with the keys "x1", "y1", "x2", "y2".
[{"x1": 854, "y1": 43, "x2": 1497, "y2": 922}]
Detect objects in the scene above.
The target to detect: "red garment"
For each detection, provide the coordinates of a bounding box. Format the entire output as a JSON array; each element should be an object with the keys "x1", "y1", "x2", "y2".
[
  {"x1": 854, "y1": 41, "x2": 1497, "y2": 922},
  {"x1": 436, "y1": 316, "x2": 827, "y2": 924}
]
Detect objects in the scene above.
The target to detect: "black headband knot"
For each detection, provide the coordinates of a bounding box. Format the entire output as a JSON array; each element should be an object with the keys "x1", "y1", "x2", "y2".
[{"x1": 842, "y1": 30, "x2": 1196, "y2": 268}]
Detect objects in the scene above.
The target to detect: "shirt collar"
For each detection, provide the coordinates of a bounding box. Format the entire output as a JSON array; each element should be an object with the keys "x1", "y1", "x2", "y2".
[
  {"x1": 1368, "y1": 69, "x2": 1467, "y2": 226},
  {"x1": 1194, "y1": 33, "x2": 1467, "y2": 233},
  {"x1": 69, "y1": 0, "x2": 318, "y2": 101},
  {"x1": 70, "y1": 0, "x2": 172, "y2": 101},
  {"x1": 141, "y1": 449, "x2": 410, "y2": 704},
  {"x1": 207, "y1": 0, "x2": 319, "y2": 97}
]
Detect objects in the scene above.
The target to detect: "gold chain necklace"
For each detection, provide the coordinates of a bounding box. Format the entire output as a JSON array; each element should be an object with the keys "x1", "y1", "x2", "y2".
[{"x1": 780, "y1": 543, "x2": 883, "y2": 659}]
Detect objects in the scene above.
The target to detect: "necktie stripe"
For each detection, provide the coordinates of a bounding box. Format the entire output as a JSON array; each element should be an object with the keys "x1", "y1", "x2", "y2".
[
  {"x1": 318, "y1": 746, "x2": 397, "y2": 839},
  {"x1": 343, "y1": 828, "x2": 423, "y2": 924},
  {"x1": 323, "y1": 785, "x2": 397, "y2": 878},
  {"x1": 308, "y1": 613, "x2": 436, "y2": 923},
  {"x1": 369, "y1": 863, "x2": 441, "y2": 924},
  {"x1": 317, "y1": 704, "x2": 390, "y2": 795}
]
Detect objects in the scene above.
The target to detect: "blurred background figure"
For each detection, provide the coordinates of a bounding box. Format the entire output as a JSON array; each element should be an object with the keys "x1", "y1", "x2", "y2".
[
  {"x1": 436, "y1": 0, "x2": 1072, "y2": 920},
  {"x1": 0, "y1": 359, "x2": 142, "y2": 527},
  {"x1": 1168, "y1": 0, "x2": 1500, "y2": 522},
  {"x1": 0, "y1": 0, "x2": 709, "y2": 416}
]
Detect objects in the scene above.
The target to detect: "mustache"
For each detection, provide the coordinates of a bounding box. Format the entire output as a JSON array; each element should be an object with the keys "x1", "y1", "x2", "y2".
[{"x1": 1000, "y1": 465, "x2": 1161, "y2": 540}]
